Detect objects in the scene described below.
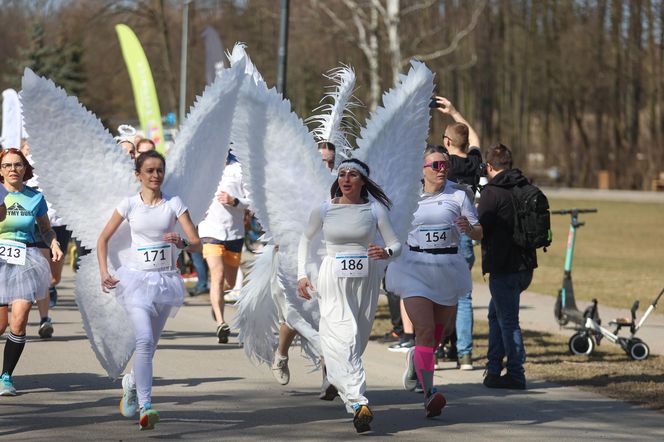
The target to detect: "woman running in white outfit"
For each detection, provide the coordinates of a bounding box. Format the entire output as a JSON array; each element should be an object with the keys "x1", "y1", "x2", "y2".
[
  {"x1": 297, "y1": 158, "x2": 401, "y2": 433},
  {"x1": 386, "y1": 144, "x2": 482, "y2": 417},
  {"x1": 97, "y1": 151, "x2": 201, "y2": 430}
]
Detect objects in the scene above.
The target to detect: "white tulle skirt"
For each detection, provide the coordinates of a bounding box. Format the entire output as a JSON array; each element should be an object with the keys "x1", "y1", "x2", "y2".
[
  {"x1": 114, "y1": 266, "x2": 185, "y2": 317},
  {"x1": 0, "y1": 247, "x2": 50, "y2": 304},
  {"x1": 385, "y1": 247, "x2": 471, "y2": 306}
]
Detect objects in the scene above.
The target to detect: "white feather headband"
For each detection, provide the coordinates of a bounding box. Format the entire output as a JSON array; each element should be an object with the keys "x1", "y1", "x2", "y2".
[
  {"x1": 337, "y1": 160, "x2": 369, "y2": 177},
  {"x1": 307, "y1": 65, "x2": 360, "y2": 160}
]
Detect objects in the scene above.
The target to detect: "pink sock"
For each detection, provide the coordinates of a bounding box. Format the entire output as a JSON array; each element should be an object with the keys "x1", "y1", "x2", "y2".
[
  {"x1": 434, "y1": 324, "x2": 444, "y2": 344},
  {"x1": 413, "y1": 346, "x2": 435, "y2": 388}
]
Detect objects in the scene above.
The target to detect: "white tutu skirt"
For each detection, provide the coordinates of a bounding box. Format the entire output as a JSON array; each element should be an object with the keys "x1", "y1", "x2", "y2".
[
  {"x1": 0, "y1": 247, "x2": 50, "y2": 304},
  {"x1": 385, "y1": 247, "x2": 471, "y2": 306},
  {"x1": 114, "y1": 266, "x2": 185, "y2": 317}
]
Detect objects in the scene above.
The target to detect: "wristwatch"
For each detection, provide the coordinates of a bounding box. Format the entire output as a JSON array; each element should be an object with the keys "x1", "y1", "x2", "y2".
[
  {"x1": 384, "y1": 247, "x2": 393, "y2": 257},
  {"x1": 232, "y1": 198, "x2": 240, "y2": 207},
  {"x1": 180, "y1": 238, "x2": 190, "y2": 249}
]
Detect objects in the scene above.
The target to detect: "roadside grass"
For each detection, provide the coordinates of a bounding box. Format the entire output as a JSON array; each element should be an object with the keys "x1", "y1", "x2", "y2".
[
  {"x1": 472, "y1": 198, "x2": 664, "y2": 309},
  {"x1": 371, "y1": 305, "x2": 664, "y2": 411}
]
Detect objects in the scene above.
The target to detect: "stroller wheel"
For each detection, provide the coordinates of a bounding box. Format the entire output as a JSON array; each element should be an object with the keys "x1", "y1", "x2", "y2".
[
  {"x1": 569, "y1": 332, "x2": 595, "y2": 356},
  {"x1": 627, "y1": 340, "x2": 649, "y2": 361}
]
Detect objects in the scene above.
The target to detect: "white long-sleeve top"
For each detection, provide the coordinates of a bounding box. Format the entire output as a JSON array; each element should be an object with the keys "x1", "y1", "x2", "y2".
[
  {"x1": 297, "y1": 200, "x2": 402, "y2": 280},
  {"x1": 198, "y1": 162, "x2": 251, "y2": 241}
]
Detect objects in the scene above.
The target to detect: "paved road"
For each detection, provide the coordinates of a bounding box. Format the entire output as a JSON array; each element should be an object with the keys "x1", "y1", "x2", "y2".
[{"x1": 1, "y1": 267, "x2": 663, "y2": 440}]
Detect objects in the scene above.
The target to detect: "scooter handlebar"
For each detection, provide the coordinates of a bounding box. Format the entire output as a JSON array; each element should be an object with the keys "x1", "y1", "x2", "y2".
[
  {"x1": 651, "y1": 288, "x2": 664, "y2": 306},
  {"x1": 551, "y1": 208, "x2": 598, "y2": 215}
]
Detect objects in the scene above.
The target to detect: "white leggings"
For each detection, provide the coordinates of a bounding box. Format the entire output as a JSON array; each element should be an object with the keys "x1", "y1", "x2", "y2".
[{"x1": 126, "y1": 303, "x2": 170, "y2": 407}]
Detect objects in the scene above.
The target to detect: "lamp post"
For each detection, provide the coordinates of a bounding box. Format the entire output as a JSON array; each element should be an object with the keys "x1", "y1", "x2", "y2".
[
  {"x1": 276, "y1": 0, "x2": 289, "y2": 97},
  {"x1": 179, "y1": 0, "x2": 192, "y2": 126}
]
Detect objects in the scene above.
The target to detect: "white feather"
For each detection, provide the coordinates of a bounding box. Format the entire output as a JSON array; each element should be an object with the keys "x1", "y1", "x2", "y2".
[
  {"x1": 234, "y1": 245, "x2": 279, "y2": 366},
  {"x1": 20, "y1": 68, "x2": 138, "y2": 251},
  {"x1": 227, "y1": 42, "x2": 265, "y2": 86},
  {"x1": 75, "y1": 254, "x2": 135, "y2": 379},
  {"x1": 354, "y1": 60, "x2": 434, "y2": 243},
  {"x1": 164, "y1": 58, "x2": 247, "y2": 224},
  {"x1": 306, "y1": 66, "x2": 359, "y2": 160}
]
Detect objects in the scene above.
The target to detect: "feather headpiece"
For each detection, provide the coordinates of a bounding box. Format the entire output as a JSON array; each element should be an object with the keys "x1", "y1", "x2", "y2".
[{"x1": 306, "y1": 65, "x2": 359, "y2": 162}]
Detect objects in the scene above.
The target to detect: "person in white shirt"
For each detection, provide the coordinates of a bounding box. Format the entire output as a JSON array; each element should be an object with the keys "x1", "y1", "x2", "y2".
[
  {"x1": 297, "y1": 158, "x2": 401, "y2": 433},
  {"x1": 385, "y1": 144, "x2": 483, "y2": 418},
  {"x1": 197, "y1": 150, "x2": 250, "y2": 343},
  {"x1": 97, "y1": 150, "x2": 201, "y2": 430}
]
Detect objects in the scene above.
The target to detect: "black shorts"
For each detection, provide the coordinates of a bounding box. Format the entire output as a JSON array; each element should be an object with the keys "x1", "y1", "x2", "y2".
[{"x1": 201, "y1": 237, "x2": 244, "y2": 253}]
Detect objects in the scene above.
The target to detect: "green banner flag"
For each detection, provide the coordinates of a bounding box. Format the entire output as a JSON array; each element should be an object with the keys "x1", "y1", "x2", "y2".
[{"x1": 115, "y1": 24, "x2": 165, "y2": 153}]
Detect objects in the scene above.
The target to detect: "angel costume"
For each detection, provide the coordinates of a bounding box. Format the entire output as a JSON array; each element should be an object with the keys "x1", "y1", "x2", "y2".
[
  {"x1": 19, "y1": 55, "x2": 247, "y2": 381},
  {"x1": 298, "y1": 198, "x2": 400, "y2": 410}
]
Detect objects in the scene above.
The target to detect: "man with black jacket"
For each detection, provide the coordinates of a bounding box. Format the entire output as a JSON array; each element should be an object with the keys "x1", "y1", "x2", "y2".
[{"x1": 478, "y1": 144, "x2": 537, "y2": 390}]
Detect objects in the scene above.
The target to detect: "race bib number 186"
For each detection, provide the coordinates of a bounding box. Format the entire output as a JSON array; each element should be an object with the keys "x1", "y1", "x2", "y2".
[
  {"x1": 0, "y1": 239, "x2": 26, "y2": 266},
  {"x1": 334, "y1": 252, "x2": 369, "y2": 278},
  {"x1": 136, "y1": 243, "x2": 172, "y2": 270}
]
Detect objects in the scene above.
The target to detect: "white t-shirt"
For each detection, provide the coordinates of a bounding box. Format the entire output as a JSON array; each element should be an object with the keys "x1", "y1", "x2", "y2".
[
  {"x1": 407, "y1": 181, "x2": 479, "y2": 249},
  {"x1": 198, "y1": 162, "x2": 250, "y2": 241},
  {"x1": 116, "y1": 193, "x2": 187, "y2": 269}
]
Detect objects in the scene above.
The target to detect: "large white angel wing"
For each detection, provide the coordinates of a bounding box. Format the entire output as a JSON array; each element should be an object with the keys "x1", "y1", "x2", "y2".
[
  {"x1": 354, "y1": 61, "x2": 434, "y2": 242},
  {"x1": 227, "y1": 42, "x2": 265, "y2": 85},
  {"x1": 21, "y1": 68, "x2": 138, "y2": 378},
  {"x1": 21, "y1": 68, "x2": 137, "y2": 250},
  {"x1": 230, "y1": 74, "x2": 331, "y2": 361},
  {"x1": 163, "y1": 57, "x2": 247, "y2": 224}
]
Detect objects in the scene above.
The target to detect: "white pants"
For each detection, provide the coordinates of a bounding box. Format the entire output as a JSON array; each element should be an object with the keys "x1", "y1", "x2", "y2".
[
  {"x1": 125, "y1": 303, "x2": 170, "y2": 407},
  {"x1": 317, "y1": 256, "x2": 382, "y2": 412}
]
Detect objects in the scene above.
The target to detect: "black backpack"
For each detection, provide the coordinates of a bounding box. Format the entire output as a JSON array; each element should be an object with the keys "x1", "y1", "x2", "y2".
[{"x1": 511, "y1": 182, "x2": 552, "y2": 250}]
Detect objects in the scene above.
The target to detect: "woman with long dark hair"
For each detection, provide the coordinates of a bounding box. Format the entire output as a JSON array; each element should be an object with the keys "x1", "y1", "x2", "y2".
[
  {"x1": 297, "y1": 158, "x2": 401, "y2": 433},
  {"x1": 0, "y1": 148, "x2": 63, "y2": 396},
  {"x1": 97, "y1": 150, "x2": 201, "y2": 430}
]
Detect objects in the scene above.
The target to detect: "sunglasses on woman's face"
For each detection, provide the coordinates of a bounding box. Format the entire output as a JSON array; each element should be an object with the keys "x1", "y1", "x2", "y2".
[{"x1": 423, "y1": 160, "x2": 449, "y2": 172}]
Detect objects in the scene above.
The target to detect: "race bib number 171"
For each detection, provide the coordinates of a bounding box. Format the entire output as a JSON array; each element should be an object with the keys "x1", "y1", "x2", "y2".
[{"x1": 136, "y1": 243, "x2": 172, "y2": 270}]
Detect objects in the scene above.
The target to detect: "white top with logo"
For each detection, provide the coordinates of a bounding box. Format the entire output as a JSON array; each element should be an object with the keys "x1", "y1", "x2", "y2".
[{"x1": 407, "y1": 181, "x2": 479, "y2": 249}]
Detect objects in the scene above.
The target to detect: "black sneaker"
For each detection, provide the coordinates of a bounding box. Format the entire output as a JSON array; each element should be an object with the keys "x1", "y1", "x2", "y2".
[
  {"x1": 352, "y1": 404, "x2": 373, "y2": 433},
  {"x1": 216, "y1": 323, "x2": 230, "y2": 344},
  {"x1": 382, "y1": 329, "x2": 401, "y2": 343},
  {"x1": 482, "y1": 372, "x2": 502, "y2": 388},
  {"x1": 38, "y1": 317, "x2": 54, "y2": 339},
  {"x1": 499, "y1": 374, "x2": 526, "y2": 390},
  {"x1": 388, "y1": 339, "x2": 415, "y2": 353}
]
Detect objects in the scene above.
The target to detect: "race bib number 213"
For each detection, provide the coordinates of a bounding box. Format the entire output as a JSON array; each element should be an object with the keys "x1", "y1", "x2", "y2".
[{"x1": 0, "y1": 239, "x2": 26, "y2": 266}]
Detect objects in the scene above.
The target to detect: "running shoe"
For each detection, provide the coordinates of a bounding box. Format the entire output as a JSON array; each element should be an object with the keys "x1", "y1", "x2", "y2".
[
  {"x1": 119, "y1": 374, "x2": 138, "y2": 417},
  {"x1": 458, "y1": 354, "x2": 473, "y2": 370},
  {"x1": 271, "y1": 355, "x2": 290, "y2": 385},
  {"x1": 414, "y1": 379, "x2": 423, "y2": 394},
  {"x1": 38, "y1": 317, "x2": 54, "y2": 339},
  {"x1": 216, "y1": 322, "x2": 231, "y2": 344},
  {"x1": 0, "y1": 372, "x2": 16, "y2": 396},
  {"x1": 388, "y1": 339, "x2": 415, "y2": 353},
  {"x1": 138, "y1": 403, "x2": 160, "y2": 430},
  {"x1": 382, "y1": 329, "x2": 401, "y2": 343},
  {"x1": 402, "y1": 347, "x2": 418, "y2": 391},
  {"x1": 425, "y1": 388, "x2": 446, "y2": 418},
  {"x1": 352, "y1": 404, "x2": 373, "y2": 433},
  {"x1": 49, "y1": 287, "x2": 58, "y2": 308},
  {"x1": 319, "y1": 377, "x2": 339, "y2": 401}
]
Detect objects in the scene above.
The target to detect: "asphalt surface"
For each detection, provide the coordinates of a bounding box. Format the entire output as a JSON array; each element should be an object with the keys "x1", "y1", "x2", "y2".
[{"x1": 1, "y1": 266, "x2": 663, "y2": 440}]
